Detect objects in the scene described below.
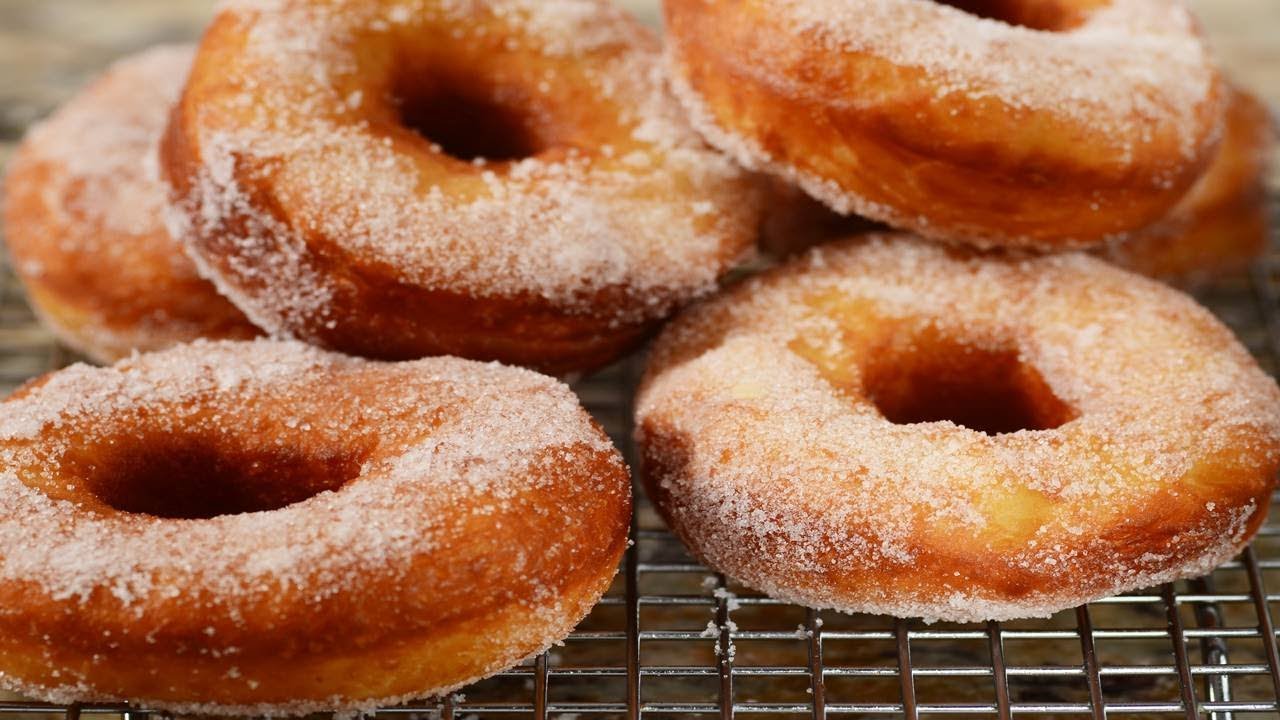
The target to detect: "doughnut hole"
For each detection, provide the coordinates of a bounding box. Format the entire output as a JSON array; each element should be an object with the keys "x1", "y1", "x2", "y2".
[
  {"x1": 933, "y1": 0, "x2": 1111, "y2": 31},
  {"x1": 366, "y1": 33, "x2": 616, "y2": 169},
  {"x1": 860, "y1": 332, "x2": 1078, "y2": 435},
  {"x1": 385, "y1": 45, "x2": 564, "y2": 165},
  {"x1": 73, "y1": 433, "x2": 368, "y2": 519},
  {"x1": 395, "y1": 76, "x2": 544, "y2": 162}
]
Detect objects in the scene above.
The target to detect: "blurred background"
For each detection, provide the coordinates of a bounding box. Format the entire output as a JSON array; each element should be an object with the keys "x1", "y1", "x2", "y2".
[{"x1": 0, "y1": 0, "x2": 1275, "y2": 172}]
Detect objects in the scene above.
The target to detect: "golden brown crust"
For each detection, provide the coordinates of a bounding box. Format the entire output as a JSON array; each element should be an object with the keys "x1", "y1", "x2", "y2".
[
  {"x1": 0, "y1": 340, "x2": 631, "y2": 714},
  {"x1": 636, "y1": 235, "x2": 1280, "y2": 621},
  {"x1": 161, "y1": 0, "x2": 760, "y2": 375},
  {"x1": 664, "y1": 0, "x2": 1226, "y2": 250},
  {"x1": 757, "y1": 85, "x2": 1276, "y2": 281},
  {"x1": 1099, "y1": 86, "x2": 1276, "y2": 285},
  {"x1": 1, "y1": 46, "x2": 259, "y2": 363}
]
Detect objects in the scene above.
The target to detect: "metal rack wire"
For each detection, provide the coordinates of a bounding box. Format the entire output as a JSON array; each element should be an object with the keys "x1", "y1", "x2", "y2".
[{"x1": 0, "y1": 197, "x2": 1278, "y2": 719}]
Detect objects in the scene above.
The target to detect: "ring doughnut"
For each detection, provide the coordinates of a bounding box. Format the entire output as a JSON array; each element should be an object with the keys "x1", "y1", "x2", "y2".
[
  {"x1": 2, "y1": 46, "x2": 258, "y2": 362},
  {"x1": 636, "y1": 234, "x2": 1280, "y2": 621},
  {"x1": 1100, "y1": 86, "x2": 1275, "y2": 285},
  {"x1": 0, "y1": 339, "x2": 630, "y2": 714},
  {"x1": 664, "y1": 0, "x2": 1226, "y2": 250},
  {"x1": 161, "y1": 0, "x2": 761, "y2": 375}
]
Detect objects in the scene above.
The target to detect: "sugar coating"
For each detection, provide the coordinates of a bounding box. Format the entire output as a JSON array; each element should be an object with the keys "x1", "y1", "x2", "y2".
[
  {"x1": 770, "y1": 0, "x2": 1217, "y2": 156},
  {"x1": 664, "y1": 0, "x2": 1223, "y2": 248},
  {"x1": 8, "y1": 45, "x2": 192, "y2": 239},
  {"x1": 0, "y1": 339, "x2": 627, "y2": 714},
  {"x1": 636, "y1": 235, "x2": 1280, "y2": 622},
  {"x1": 165, "y1": 0, "x2": 760, "y2": 337},
  {"x1": 0, "y1": 340, "x2": 620, "y2": 599},
  {"x1": 2, "y1": 45, "x2": 257, "y2": 361}
]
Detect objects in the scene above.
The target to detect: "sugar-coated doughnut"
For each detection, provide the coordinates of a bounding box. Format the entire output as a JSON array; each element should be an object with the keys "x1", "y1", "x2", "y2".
[
  {"x1": 2, "y1": 46, "x2": 258, "y2": 363},
  {"x1": 636, "y1": 235, "x2": 1280, "y2": 622},
  {"x1": 664, "y1": 0, "x2": 1226, "y2": 250},
  {"x1": 0, "y1": 340, "x2": 630, "y2": 715},
  {"x1": 1100, "y1": 86, "x2": 1275, "y2": 285},
  {"x1": 757, "y1": 86, "x2": 1276, "y2": 281},
  {"x1": 161, "y1": 0, "x2": 761, "y2": 375}
]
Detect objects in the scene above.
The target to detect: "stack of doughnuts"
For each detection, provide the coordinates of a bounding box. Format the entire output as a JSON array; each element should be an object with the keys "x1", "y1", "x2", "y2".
[
  {"x1": 640, "y1": 0, "x2": 1280, "y2": 624},
  {"x1": 1, "y1": 0, "x2": 1278, "y2": 713},
  {"x1": 4, "y1": 0, "x2": 717, "y2": 712}
]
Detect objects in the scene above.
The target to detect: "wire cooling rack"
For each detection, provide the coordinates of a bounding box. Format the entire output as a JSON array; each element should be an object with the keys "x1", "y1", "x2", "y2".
[{"x1": 0, "y1": 197, "x2": 1279, "y2": 719}]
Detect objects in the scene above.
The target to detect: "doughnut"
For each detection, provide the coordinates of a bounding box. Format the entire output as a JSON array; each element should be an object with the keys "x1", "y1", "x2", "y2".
[
  {"x1": 2, "y1": 45, "x2": 258, "y2": 363},
  {"x1": 664, "y1": 0, "x2": 1226, "y2": 250},
  {"x1": 161, "y1": 0, "x2": 761, "y2": 375},
  {"x1": 1099, "y1": 86, "x2": 1276, "y2": 285},
  {"x1": 760, "y1": 86, "x2": 1275, "y2": 277},
  {"x1": 636, "y1": 234, "x2": 1280, "y2": 622},
  {"x1": 0, "y1": 339, "x2": 630, "y2": 715}
]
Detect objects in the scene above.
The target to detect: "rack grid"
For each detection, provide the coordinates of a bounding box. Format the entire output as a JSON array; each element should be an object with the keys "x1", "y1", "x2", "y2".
[{"x1": 0, "y1": 196, "x2": 1278, "y2": 719}]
